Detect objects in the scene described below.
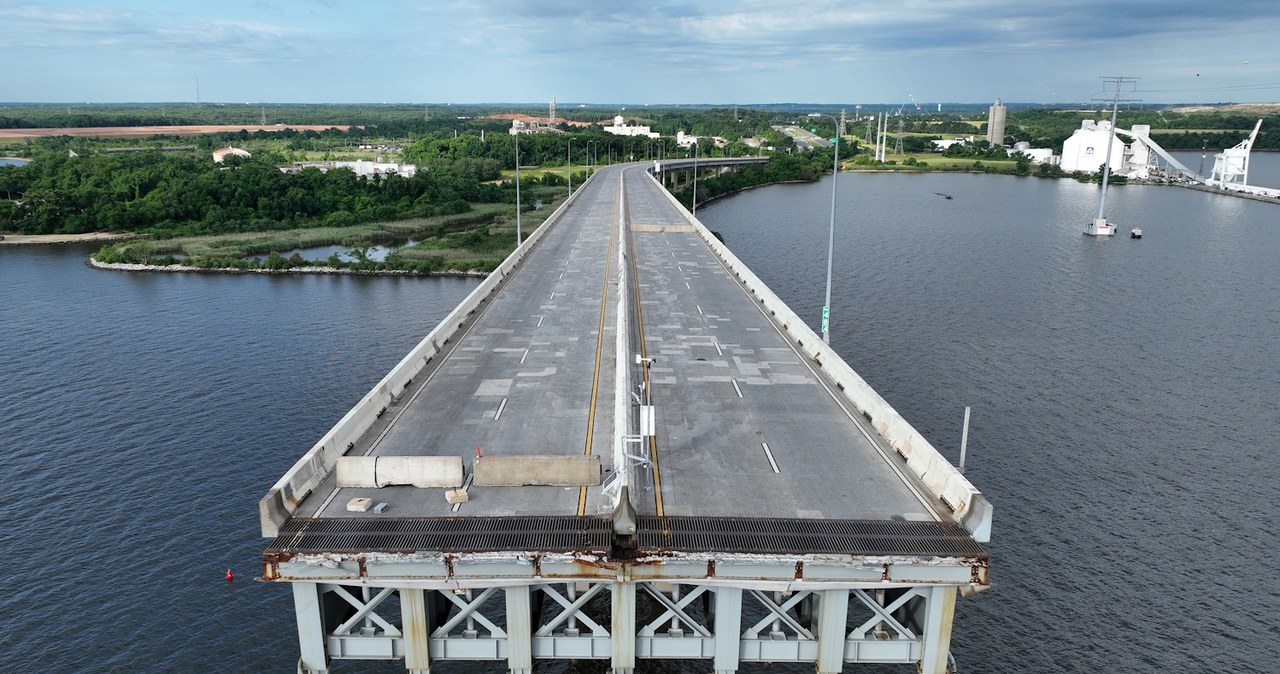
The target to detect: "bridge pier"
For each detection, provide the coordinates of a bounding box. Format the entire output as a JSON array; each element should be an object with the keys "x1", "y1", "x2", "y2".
[{"x1": 277, "y1": 574, "x2": 977, "y2": 674}]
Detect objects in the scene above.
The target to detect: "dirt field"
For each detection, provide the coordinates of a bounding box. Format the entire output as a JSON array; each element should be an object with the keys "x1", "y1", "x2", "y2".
[
  {"x1": 0, "y1": 124, "x2": 352, "y2": 139},
  {"x1": 0, "y1": 232, "x2": 138, "y2": 245}
]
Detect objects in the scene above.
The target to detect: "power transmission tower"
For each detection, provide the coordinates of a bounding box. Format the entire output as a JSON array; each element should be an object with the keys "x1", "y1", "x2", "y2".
[{"x1": 893, "y1": 117, "x2": 904, "y2": 155}]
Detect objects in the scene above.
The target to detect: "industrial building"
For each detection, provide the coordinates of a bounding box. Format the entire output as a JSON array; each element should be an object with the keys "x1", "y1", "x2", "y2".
[{"x1": 1060, "y1": 119, "x2": 1126, "y2": 173}]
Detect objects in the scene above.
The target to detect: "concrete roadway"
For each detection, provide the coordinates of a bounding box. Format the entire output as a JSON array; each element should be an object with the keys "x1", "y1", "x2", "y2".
[{"x1": 293, "y1": 163, "x2": 938, "y2": 524}]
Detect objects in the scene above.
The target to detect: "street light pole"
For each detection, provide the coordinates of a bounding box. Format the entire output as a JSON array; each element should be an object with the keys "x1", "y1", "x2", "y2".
[
  {"x1": 692, "y1": 141, "x2": 699, "y2": 218},
  {"x1": 567, "y1": 137, "x2": 574, "y2": 196},
  {"x1": 807, "y1": 113, "x2": 840, "y2": 345},
  {"x1": 515, "y1": 131, "x2": 522, "y2": 244}
]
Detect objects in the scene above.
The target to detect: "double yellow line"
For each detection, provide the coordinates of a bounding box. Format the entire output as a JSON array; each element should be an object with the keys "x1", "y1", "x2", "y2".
[{"x1": 578, "y1": 185, "x2": 619, "y2": 516}]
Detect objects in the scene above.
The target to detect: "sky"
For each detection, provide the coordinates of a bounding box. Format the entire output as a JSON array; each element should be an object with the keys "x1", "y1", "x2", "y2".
[{"x1": 2, "y1": 0, "x2": 1278, "y2": 106}]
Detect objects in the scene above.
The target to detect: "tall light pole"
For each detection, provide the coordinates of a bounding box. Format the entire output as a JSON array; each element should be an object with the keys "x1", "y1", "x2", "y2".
[
  {"x1": 807, "y1": 113, "x2": 840, "y2": 345},
  {"x1": 515, "y1": 131, "x2": 522, "y2": 244},
  {"x1": 567, "y1": 137, "x2": 574, "y2": 196},
  {"x1": 691, "y1": 141, "x2": 699, "y2": 218}
]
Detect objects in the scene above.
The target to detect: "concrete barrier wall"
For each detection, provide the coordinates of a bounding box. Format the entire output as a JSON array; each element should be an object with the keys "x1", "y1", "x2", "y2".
[
  {"x1": 645, "y1": 170, "x2": 992, "y2": 542},
  {"x1": 259, "y1": 176, "x2": 593, "y2": 537}
]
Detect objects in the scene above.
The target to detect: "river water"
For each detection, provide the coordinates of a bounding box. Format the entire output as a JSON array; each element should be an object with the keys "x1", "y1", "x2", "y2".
[{"x1": 1, "y1": 155, "x2": 1277, "y2": 673}]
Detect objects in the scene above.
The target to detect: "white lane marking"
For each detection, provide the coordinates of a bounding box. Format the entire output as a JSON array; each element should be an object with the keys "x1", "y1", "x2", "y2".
[
  {"x1": 520, "y1": 348, "x2": 530, "y2": 364},
  {"x1": 536, "y1": 315, "x2": 545, "y2": 327},
  {"x1": 316, "y1": 487, "x2": 341, "y2": 515},
  {"x1": 713, "y1": 339, "x2": 723, "y2": 356},
  {"x1": 495, "y1": 397, "x2": 508, "y2": 420},
  {"x1": 696, "y1": 305, "x2": 704, "y2": 315},
  {"x1": 761, "y1": 442, "x2": 780, "y2": 474},
  {"x1": 685, "y1": 282, "x2": 691, "y2": 290},
  {"x1": 559, "y1": 272, "x2": 564, "y2": 280},
  {"x1": 732, "y1": 379, "x2": 743, "y2": 398},
  {"x1": 549, "y1": 291, "x2": 556, "y2": 300},
  {"x1": 451, "y1": 474, "x2": 474, "y2": 513}
]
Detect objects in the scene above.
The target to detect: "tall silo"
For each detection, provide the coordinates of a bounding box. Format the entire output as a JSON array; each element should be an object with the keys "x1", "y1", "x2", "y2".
[{"x1": 986, "y1": 98, "x2": 1007, "y2": 146}]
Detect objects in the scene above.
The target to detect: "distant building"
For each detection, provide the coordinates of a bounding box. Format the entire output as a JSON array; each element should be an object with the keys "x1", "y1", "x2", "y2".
[
  {"x1": 1060, "y1": 119, "x2": 1125, "y2": 173},
  {"x1": 675, "y1": 131, "x2": 728, "y2": 148},
  {"x1": 986, "y1": 98, "x2": 1007, "y2": 146},
  {"x1": 1007, "y1": 141, "x2": 1057, "y2": 165},
  {"x1": 602, "y1": 115, "x2": 660, "y2": 139},
  {"x1": 280, "y1": 160, "x2": 416, "y2": 178},
  {"x1": 508, "y1": 119, "x2": 561, "y2": 135},
  {"x1": 212, "y1": 147, "x2": 251, "y2": 163},
  {"x1": 930, "y1": 137, "x2": 974, "y2": 151}
]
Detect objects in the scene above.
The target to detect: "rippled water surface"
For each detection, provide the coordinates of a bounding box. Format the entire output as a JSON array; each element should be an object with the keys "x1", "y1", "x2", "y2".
[{"x1": 2, "y1": 155, "x2": 1278, "y2": 673}]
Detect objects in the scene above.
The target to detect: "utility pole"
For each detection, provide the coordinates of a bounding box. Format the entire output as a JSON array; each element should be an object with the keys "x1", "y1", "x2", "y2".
[{"x1": 1089, "y1": 76, "x2": 1141, "y2": 235}]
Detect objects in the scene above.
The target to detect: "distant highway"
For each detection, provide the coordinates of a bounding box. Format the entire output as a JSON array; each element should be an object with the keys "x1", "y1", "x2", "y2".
[{"x1": 773, "y1": 124, "x2": 832, "y2": 149}]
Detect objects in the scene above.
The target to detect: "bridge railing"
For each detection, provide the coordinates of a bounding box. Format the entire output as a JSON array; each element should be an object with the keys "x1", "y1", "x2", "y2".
[
  {"x1": 645, "y1": 171, "x2": 992, "y2": 542},
  {"x1": 259, "y1": 175, "x2": 597, "y2": 537}
]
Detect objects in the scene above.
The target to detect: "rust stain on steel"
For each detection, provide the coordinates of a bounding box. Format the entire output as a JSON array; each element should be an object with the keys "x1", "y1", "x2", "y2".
[{"x1": 706, "y1": 560, "x2": 716, "y2": 578}]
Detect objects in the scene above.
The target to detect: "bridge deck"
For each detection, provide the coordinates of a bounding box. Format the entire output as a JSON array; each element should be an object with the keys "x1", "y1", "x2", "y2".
[{"x1": 284, "y1": 164, "x2": 941, "y2": 529}]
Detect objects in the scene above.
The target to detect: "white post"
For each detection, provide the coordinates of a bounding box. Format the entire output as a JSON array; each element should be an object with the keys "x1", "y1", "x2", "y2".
[{"x1": 959, "y1": 406, "x2": 971, "y2": 473}]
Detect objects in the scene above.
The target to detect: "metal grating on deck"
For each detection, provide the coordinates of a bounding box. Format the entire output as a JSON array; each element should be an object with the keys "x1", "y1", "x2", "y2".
[
  {"x1": 266, "y1": 515, "x2": 984, "y2": 559},
  {"x1": 267, "y1": 516, "x2": 614, "y2": 554},
  {"x1": 635, "y1": 516, "x2": 987, "y2": 558}
]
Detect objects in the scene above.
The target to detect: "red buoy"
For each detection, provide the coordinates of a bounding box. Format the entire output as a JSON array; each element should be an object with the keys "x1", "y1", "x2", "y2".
[
  {"x1": 475, "y1": 445, "x2": 483, "y2": 458},
  {"x1": 225, "y1": 568, "x2": 234, "y2": 582}
]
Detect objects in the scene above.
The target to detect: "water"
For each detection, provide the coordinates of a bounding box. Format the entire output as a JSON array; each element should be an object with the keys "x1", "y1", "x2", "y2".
[
  {"x1": 0, "y1": 158, "x2": 30, "y2": 166},
  {"x1": 2, "y1": 156, "x2": 1278, "y2": 673},
  {"x1": 0, "y1": 251, "x2": 480, "y2": 672},
  {"x1": 699, "y1": 154, "x2": 1280, "y2": 673}
]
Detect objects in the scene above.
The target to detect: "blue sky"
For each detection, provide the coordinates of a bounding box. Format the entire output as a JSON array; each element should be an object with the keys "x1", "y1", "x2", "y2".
[{"x1": 2, "y1": 0, "x2": 1277, "y2": 105}]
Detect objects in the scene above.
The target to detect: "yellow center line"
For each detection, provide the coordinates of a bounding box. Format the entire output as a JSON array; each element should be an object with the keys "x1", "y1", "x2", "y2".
[
  {"x1": 578, "y1": 182, "x2": 620, "y2": 516},
  {"x1": 628, "y1": 189, "x2": 664, "y2": 517}
]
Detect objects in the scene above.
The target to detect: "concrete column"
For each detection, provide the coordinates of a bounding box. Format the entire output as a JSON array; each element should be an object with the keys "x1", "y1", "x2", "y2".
[
  {"x1": 505, "y1": 586, "x2": 533, "y2": 674},
  {"x1": 400, "y1": 589, "x2": 431, "y2": 674},
  {"x1": 611, "y1": 582, "x2": 636, "y2": 674},
  {"x1": 712, "y1": 586, "x2": 742, "y2": 674},
  {"x1": 292, "y1": 582, "x2": 330, "y2": 674},
  {"x1": 919, "y1": 586, "x2": 957, "y2": 674},
  {"x1": 816, "y1": 590, "x2": 849, "y2": 674}
]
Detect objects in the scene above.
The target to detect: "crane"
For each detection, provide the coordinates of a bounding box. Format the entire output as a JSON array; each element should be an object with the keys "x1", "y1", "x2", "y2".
[{"x1": 909, "y1": 94, "x2": 922, "y2": 111}]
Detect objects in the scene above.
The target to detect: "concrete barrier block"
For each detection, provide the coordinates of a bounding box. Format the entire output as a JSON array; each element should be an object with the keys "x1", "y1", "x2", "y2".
[{"x1": 472, "y1": 455, "x2": 602, "y2": 487}]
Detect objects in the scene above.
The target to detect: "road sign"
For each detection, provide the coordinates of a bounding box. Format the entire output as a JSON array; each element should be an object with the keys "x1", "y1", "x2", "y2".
[{"x1": 821, "y1": 306, "x2": 829, "y2": 333}]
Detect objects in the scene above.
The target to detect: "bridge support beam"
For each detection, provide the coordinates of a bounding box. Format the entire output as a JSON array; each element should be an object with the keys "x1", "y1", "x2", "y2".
[
  {"x1": 400, "y1": 589, "x2": 431, "y2": 674},
  {"x1": 505, "y1": 586, "x2": 533, "y2": 674},
  {"x1": 919, "y1": 586, "x2": 957, "y2": 674},
  {"x1": 712, "y1": 586, "x2": 742, "y2": 674},
  {"x1": 816, "y1": 589, "x2": 850, "y2": 674},
  {"x1": 611, "y1": 581, "x2": 636, "y2": 674},
  {"x1": 293, "y1": 582, "x2": 330, "y2": 674}
]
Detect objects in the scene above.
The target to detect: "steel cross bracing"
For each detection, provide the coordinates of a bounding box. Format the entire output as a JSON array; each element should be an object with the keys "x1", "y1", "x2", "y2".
[
  {"x1": 287, "y1": 579, "x2": 963, "y2": 674},
  {"x1": 265, "y1": 162, "x2": 992, "y2": 674}
]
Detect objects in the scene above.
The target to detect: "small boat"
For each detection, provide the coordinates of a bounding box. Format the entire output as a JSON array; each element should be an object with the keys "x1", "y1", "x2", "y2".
[{"x1": 1130, "y1": 229, "x2": 1142, "y2": 239}]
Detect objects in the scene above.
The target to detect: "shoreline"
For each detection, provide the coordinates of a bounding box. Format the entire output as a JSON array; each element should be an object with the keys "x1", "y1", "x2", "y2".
[
  {"x1": 86, "y1": 257, "x2": 490, "y2": 278},
  {"x1": 0, "y1": 232, "x2": 141, "y2": 246}
]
